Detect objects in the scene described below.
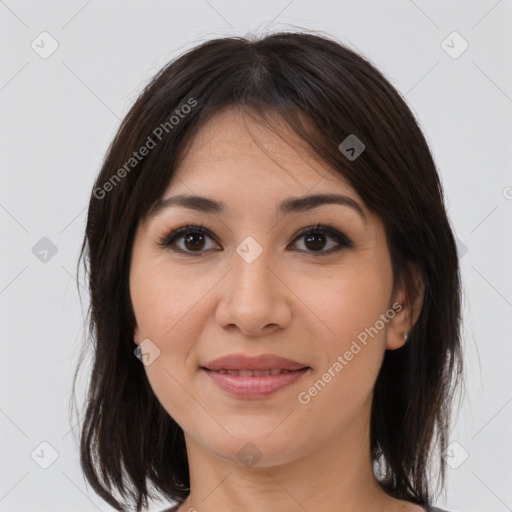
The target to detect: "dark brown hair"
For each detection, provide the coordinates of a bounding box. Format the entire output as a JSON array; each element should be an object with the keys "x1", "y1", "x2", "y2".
[{"x1": 71, "y1": 30, "x2": 464, "y2": 511}]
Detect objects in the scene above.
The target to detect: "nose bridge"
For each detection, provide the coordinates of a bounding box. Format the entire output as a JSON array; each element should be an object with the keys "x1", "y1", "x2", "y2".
[
  {"x1": 215, "y1": 234, "x2": 291, "y2": 334},
  {"x1": 232, "y1": 234, "x2": 276, "y2": 302},
  {"x1": 233, "y1": 241, "x2": 271, "y2": 293}
]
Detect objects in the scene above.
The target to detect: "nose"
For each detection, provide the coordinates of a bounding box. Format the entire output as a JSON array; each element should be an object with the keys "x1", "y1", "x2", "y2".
[{"x1": 214, "y1": 242, "x2": 292, "y2": 337}]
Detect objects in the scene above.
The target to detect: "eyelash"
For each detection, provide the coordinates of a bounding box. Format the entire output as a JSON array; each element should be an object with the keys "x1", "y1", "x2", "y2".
[{"x1": 155, "y1": 222, "x2": 354, "y2": 257}]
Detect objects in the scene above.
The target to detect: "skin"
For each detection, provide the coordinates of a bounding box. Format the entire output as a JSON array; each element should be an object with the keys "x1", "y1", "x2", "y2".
[{"x1": 130, "y1": 107, "x2": 425, "y2": 512}]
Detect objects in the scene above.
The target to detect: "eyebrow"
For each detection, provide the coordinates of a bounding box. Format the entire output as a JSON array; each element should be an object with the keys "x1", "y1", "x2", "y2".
[{"x1": 148, "y1": 193, "x2": 367, "y2": 222}]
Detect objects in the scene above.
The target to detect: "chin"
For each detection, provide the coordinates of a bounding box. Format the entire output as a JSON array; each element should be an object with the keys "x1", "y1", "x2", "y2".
[{"x1": 191, "y1": 420, "x2": 313, "y2": 469}]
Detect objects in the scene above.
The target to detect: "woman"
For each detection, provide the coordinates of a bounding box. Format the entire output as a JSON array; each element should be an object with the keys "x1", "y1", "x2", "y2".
[{"x1": 71, "y1": 31, "x2": 463, "y2": 512}]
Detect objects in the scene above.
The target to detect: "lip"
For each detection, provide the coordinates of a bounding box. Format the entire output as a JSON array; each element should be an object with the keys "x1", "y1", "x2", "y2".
[
  {"x1": 202, "y1": 367, "x2": 311, "y2": 398},
  {"x1": 202, "y1": 353, "x2": 309, "y2": 372},
  {"x1": 201, "y1": 353, "x2": 311, "y2": 399}
]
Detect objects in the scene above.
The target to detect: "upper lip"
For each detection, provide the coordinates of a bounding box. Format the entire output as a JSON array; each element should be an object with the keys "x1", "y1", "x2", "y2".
[{"x1": 202, "y1": 354, "x2": 309, "y2": 371}]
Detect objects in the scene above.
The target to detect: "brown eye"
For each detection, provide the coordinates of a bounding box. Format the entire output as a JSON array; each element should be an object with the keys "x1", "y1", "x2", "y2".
[
  {"x1": 289, "y1": 224, "x2": 353, "y2": 255},
  {"x1": 182, "y1": 231, "x2": 207, "y2": 251},
  {"x1": 303, "y1": 232, "x2": 328, "y2": 251},
  {"x1": 158, "y1": 224, "x2": 220, "y2": 255}
]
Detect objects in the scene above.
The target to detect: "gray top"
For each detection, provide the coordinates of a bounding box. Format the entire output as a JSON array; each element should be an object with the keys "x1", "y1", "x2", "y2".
[{"x1": 162, "y1": 505, "x2": 449, "y2": 511}]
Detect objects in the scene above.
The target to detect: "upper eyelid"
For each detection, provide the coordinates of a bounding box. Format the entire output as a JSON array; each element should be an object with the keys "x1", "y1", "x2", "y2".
[
  {"x1": 157, "y1": 223, "x2": 353, "y2": 250},
  {"x1": 160, "y1": 223, "x2": 344, "y2": 240}
]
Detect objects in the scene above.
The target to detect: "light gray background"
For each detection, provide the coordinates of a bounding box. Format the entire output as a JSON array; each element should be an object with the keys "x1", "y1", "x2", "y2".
[{"x1": 1, "y1": 1, "x2": 511, "y2": 511}]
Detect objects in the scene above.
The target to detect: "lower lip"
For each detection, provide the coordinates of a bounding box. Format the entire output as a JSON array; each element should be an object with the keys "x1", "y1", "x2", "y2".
[{"x1": 202, "y1": 368, "x2": 310, "y2": 398}]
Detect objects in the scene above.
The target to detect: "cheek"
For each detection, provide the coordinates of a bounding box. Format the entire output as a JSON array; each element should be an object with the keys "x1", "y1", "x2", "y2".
[
  {"x1": 298, "y1": 261, "x2": 391, "y2": 348},
  {"x1": 294, "y1": 262, "x2": 391, "y2": 403},
  {"x1": 294, "y1": 284, "x2": 388, "y2": 432},
  {"x1": 130, "y1": 259, "x2": 212, "y2": 402},
  {"x1": 130, "y1": 259, "x2": 207, "y2": 345},
  {"x1": 130, "y1": 262, "x2": 204, "y2": 424}
]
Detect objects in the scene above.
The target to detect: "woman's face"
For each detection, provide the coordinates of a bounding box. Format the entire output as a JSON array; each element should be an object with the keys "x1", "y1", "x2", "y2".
[{"x1": 129, "y1": 107, "x2": 412, "y2": 468}]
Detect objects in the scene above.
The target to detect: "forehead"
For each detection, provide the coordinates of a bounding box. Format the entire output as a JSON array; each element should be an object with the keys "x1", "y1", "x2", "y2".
[
  {"x1": 163, "y1": 107, "x2": 362, "y2": 209},
  {"x1": 171, "y1": 107, "x2": 354, "y2": 193}
]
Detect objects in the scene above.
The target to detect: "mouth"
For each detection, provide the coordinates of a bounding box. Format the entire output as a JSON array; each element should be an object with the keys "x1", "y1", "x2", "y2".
[
  {"x1": 201, "y1": 366, "x2": 311, "y2": 398},
  {"x1": 205, "y1": 368, "x2": 304, "y2": 376}
]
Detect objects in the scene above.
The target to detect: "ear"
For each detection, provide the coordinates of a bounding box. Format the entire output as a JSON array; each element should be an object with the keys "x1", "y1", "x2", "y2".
[{"x1": 386, "y1": 263, "x2": 425, "y2": 350}]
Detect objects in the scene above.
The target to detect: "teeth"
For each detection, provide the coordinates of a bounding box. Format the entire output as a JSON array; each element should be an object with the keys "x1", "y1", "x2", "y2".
[{"x1": 214, "y1": 368, "x2": 292, "y2": 376}]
